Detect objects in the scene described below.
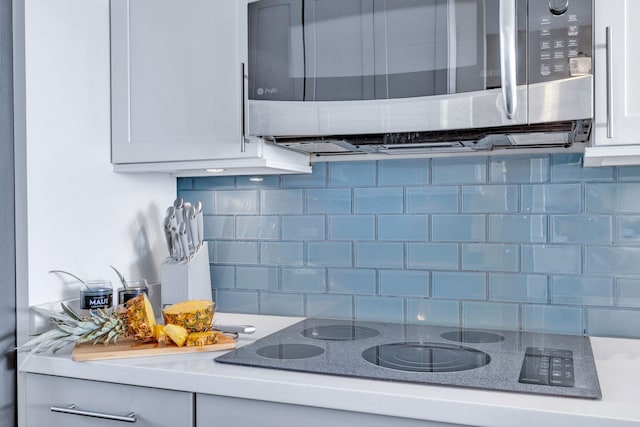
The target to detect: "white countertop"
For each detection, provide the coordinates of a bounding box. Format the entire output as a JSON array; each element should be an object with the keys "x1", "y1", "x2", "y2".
[{"x1": 18, "y1": 313, "x2": 640, "y2": 427}]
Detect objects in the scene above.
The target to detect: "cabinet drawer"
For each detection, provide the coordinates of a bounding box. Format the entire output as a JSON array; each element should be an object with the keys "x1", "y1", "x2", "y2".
[
  {"x1": 24, "y1": 374, "x2": 193, "y2": 427},
  {"x1": 196, "y1": 394, "x2": 469, "y2": 427}
]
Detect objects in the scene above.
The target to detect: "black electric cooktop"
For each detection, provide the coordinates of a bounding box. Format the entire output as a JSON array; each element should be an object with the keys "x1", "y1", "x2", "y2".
[{"x1": 215, "y1": 319, "x2": 602, "y2": 399}]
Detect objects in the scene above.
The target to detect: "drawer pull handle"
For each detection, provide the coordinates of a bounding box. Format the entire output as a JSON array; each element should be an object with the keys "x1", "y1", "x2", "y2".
[{"x1": 51, "y1": 404, "x2": 137, "y2": 423}]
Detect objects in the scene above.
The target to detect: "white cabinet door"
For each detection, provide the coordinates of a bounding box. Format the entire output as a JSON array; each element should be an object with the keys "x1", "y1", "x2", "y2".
[
  {"x1": 24, "y1": 374, "x2": 193, "y2": 427},
  {"x1": 111, "y1": 0, "x2": 250, "y2": 163},
  {"x1": 196, "y1": 393, "x2": 471, "y2": 427},
  {"x1": 111, "y1": 0, "x2": 311, "y2": 176},
  {"x1": 584, "y1": 0, "x2": 640, "y2": 166}
]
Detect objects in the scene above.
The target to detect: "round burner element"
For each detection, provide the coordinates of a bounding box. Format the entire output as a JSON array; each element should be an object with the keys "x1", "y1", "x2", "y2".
[
  {"x1": 362, "y1": 342, "x2": 490, "y2": 372},
  {"x1": 301, "y1": 325, "x2": 380, "y2": 341},
  {"x1": 440, "y1": 330, "x2": 505, "y2": 344},
  {"x1": 256, "y1": 343, "x2": 324, "y2": 360}
]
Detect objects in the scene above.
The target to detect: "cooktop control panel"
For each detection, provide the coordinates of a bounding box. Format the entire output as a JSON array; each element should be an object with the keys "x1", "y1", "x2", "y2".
[{"x1": 519, "y1": 347, "x2": 575, "y2": 387}]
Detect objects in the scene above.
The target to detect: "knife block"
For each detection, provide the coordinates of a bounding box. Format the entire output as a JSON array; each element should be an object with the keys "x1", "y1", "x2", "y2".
[{"x1": 160, "y1": 242, "x2": 212, "y2": 307}]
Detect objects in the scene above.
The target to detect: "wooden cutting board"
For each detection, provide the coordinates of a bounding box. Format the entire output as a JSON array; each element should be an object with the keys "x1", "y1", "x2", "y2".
[{"x1": 72, "y1": 333, "x2": 236, "y2": 361}]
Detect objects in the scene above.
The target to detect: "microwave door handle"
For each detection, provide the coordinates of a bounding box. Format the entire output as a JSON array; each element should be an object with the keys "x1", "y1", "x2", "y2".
[
  {"x1": 499, "y1": 0, "x2": 517, "y2": 120},
  {"x1": 606, "y1": 26, "x2": 613, "y2": 138}
]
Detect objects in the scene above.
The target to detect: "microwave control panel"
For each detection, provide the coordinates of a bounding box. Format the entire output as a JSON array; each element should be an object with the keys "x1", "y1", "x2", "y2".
[{"x1": 529, "y1": 0, "x2": 592, "y2": 84}]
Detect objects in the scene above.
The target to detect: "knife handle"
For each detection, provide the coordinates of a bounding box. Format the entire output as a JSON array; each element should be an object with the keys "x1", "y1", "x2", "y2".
[
  {"x1": 188, "y1": 206, "x2": 199, "y2": 250},
  {"x1": 214, "y1": 325, "x2": 256, "y2": 335},
  {"x1": 163, "y1": 217, "x2": 174, "y2": 257},
  {"x1": 178, "y1": 223, "x2": 190, "y2": 261},
  {"x1": 171, "y1": 227, "x2": 181, "y2": 261},
  {"x1": 196, "y1": 209, "x2": 204, "y2": 249},
  {"x1": 174, "y1": 206, "x2": 184, "y2": 226}
]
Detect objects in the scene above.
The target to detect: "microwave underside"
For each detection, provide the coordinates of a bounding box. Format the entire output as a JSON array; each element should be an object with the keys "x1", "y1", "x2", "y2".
[{"x1": 267, "y1": 120, "x2": 592, "y2": 156}]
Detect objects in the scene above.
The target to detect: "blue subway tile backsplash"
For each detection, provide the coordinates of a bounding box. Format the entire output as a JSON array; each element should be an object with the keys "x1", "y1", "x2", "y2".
[
  {"x1": 236, "y1": 266, "x2": 279, "y2": 290},
  {"x1": 432, "y1": 214, "x2": 485, "y2": 242},
  {"x1": 355, "y1": 242, "x2": 404, "y2": 268},
  {"x1": 281, "y1": 215, "x2": 325, "y2": 240},
  {"x1": 587, "y1": 183, "x2": 640, "y2": 213},
  {"x1": 551, "y1": 153, "x2": 615, "y2": 182},
  {"x1": 462, "y1": 185, "x2": 519, "y2": 213},
  {"x1": 432, "y1": 271, "x2": 486, "y2": 300},
  {"x1": 306, "y1": 294, "x2": 353, "y2": 318},
  {"x1": 260, "y1": 189, "x2": 304, "y2": 214},
  {"x1": 179, "y1": 154, "x2": 640, "y2": 338},
  {"x1": 328, "y1": 268, "x2": 376, "y2": 295},
  {"x1": 617, "y1": 216, "x2": 640, "y2": 243},
  {"x1": 618, "y1": 278, "x2": 640, "y2": 308},
  {"x1": 260, "y1": 292, "x2": 305, "y2": 316},
  {"x1": 521, "y1": 244, "x2": 582, "y2": 274},
  {"x1": 489, "y1": 273, "x2": 548, "y2": 303},
  {"x1": 406, "y1": 186, "x2": 459, "y2": 213},
  {"x1": 379, "y1": 269, "x2": 430, "y2": 297},
  {"x1": 406, "y1": 299, "x2": 460, "y2": 326},
  {"x1": 462, "y1": 301, "x2": 519, "y2": 331},
  {"x1": 550, "y1": 215, "x2": 613, "y2": 244},
  {"x1": 306, "y1": 188, "x2": 352, "y2": 214},
  {"x1": 378, "y1": 215, "x2": 429, "y2": 241},
  {"x1": 354, "y1": 187, "x2": 404, "y2": 214},
  {"x1": 355, "y1": 296, "x2": 404, "y2": 323},
  {"x1": 489, "y1": 155, "x2": 549, "y2": 184},
  {"x1": 431, "y1": 157, "x2": 487, "y2": 184},
  {"x1": 214, "y1": 190, "x2": 258, "y2": 214},
  {"x1": 522, "y1": 304, "x2": 584, "y2": 335},
  {"x1": 379, "y1": 159, "x2": 430, "y2": 186},
  {"x1": 306, "y1": 242, "x2": 352, "y2": 267},
  {"x1": 327, "y1": 215, "x2": 375, "y2": 241},
  {"x1": 462, "y1": 243, "x2": 519, "y2": 272},
  {"x1": 489, "y1": 215, "x2": 547, "y2": 243},
  {"x1": 235, "y1": 216, "x2": 279, "y2": 240},
  {"x1": 521, "y1": 183, "x2": 582, "y2": 213}
]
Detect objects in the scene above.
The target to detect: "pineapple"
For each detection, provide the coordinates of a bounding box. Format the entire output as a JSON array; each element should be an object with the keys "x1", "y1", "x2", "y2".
[
  {"x1": 18, "y1": 295, "x2": 219, "y2": 354},
  {"x1": 153, "y1": 324, "x2": 168, "y2": 346},
  {"x1": 162, "y1": 300, "x2": 214, "y2": 332},
  {"x1": 123, "y1": 293, "x2": 156, "y2": 342},
  {"x1": 185, "y1": 331, "x2": 218, "y2": 347},
  {"x1": 163, "y1": 324, "x2": 189, "y2": 347}
]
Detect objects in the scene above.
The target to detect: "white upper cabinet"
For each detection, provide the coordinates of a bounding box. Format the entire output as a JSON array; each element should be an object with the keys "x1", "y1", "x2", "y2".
[
  {"x1": 584, "y1": 0, "x2": 640, "y2": 166},
  {"x1": 110, "y1": 0, "x2": 311, "y2": 176}
]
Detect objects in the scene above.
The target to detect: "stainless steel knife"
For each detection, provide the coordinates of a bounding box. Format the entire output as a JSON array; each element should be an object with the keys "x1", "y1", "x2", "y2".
[
  {"x1": 187, "y1": 205, "x2": 199, "y2": 250},
  {"x1": 213, "y1": 325, "x2": 256, "y2": 335},
  {"x1": 173, "y1": 198, "x2": 184, "y2": 227},
  {"x1": 195, "y1": 201, "x2": 204, "y2": 249},
  {"x1": 163, "y1": 216, "x2": 174, "y2": 258},
  {"x1": 178, "y1": 222, "x2": 190, "y2": 261},
  {"x1": 171, "y1": 226, "x2": 181, "y2": 261},
  {"x1": 182, "y1": 201, "x2": 192, "y2": 225}
]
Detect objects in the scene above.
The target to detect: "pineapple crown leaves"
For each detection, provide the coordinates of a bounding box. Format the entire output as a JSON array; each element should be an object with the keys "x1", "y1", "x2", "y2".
[{"x1": 17, "y1": 303, "x2": 127, "y2": 355}]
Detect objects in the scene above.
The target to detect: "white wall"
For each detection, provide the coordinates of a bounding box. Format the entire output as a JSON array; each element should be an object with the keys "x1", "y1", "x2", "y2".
[{"x1": 16, "y1": 0, "x2": 175, "y2": 308}]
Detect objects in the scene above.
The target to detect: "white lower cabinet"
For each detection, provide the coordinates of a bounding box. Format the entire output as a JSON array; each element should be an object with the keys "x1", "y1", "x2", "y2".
[
  {"x1": 24, "y1": 374, "x2": 194, "y2": 427},
  {"x1": 196, "y1": 393, "x2": 470, "y2": 427}
]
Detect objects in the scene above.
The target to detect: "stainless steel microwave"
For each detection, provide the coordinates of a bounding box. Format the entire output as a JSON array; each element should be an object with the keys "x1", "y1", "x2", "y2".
[{"x1": 246, "y1": 0, "x2": 593, "y2": 155}]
